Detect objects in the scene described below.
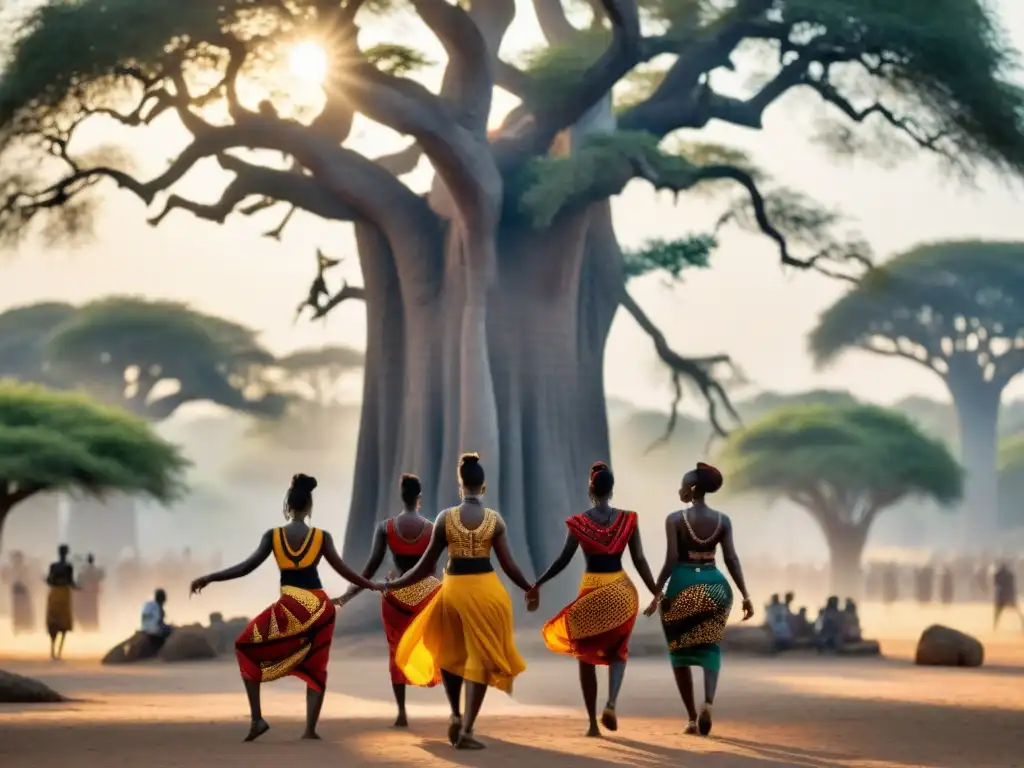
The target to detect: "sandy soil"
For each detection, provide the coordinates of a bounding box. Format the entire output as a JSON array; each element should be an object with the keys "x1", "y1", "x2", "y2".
[{"x1": 2, "y1": 602, "x2": 1023, "y2": 768}]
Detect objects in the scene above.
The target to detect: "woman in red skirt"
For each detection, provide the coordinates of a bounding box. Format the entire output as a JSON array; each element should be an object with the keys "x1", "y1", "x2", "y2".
[
  {"x1": 527, "y1": 462, "x2": 659, "y2": 736},
  {"x1": 190, "y1": 473, "x2": 381, "y2": 741},
  {"x1": 336, "y1": 473, "x2": 441, "y2": 726}
]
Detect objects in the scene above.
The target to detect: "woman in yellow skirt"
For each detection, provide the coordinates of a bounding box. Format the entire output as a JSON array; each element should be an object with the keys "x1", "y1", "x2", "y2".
[
  {"x1": 45, "y1": 544, "x2": 77, "y2": 661},
  {"x1": 528, "y1": 462, "x2": 659, "y2": 736},
  {"x1": 381, "y1": 453, "x2": 534, "y2": 750}
]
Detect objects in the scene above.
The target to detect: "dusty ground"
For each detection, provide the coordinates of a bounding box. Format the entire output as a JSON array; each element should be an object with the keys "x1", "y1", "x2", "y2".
[{"x1": 2, "y1": 602, "x2": 1023, "y2": 768}]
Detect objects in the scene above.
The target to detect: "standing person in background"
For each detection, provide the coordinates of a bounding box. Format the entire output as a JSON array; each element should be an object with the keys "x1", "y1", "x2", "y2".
[
  {"x1": 939, "y1": 566, "x2": 955, "y2": 607},
  {"x1": 528, "y1": 461, "x2": 659, "y2": 736},
  {"x1": 189, "y1": 473, "x2": 381, "y2": 742},
  {"x1": 993, "y1": 562, "x2": 1023, "y2": 631},
  {"x1": 2, "y1": 551, "x2": 35, "y2": 634},
  {"x1": 881, "y1": 563, "x2": 898, "y2": 607},
  {"x1": 384, "y1": 453, "x2": 533, "y2": 751},
  {"x1": 335, "y1": 473, "x2": 443, "y2": 727},
  {"x1": 45, "y1": 544, "x2": 77, "y2": 661},
  {"x1": 76, "y1": 554, "x2": 104, "y2": 632},
  {"x1": 645, "y1": 462, "x2": 755, "y2": 737}
]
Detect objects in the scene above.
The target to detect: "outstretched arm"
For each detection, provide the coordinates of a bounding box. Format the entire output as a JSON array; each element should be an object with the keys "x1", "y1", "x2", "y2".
[
  {"x1": 627, "y1": 527, "x2": 659, "y2": 596},
  {"x1": 720, "y1": 516, "x2": 751, "y2": 604},
  {"x1": 193, "y1": 531, "x2": 273, "y2": 590},
  {"x1": 322, "y1": 531, "x2": 379, "y2": 591},
  {"x1": 337, "y1": 523, "x2": 388, "y2": 602},
  {"x1": 653, "y1": 513, "x2": 679, "y2": 594},
  {"x1": 531, "y1": 530, "x2": 579, "y2": 588},
  {"x1": 385, "y1": 513, "x2": 448, "y2": 590},
  {"x1": 492, "y1": 518, "x2": 534, "y2": 593}
]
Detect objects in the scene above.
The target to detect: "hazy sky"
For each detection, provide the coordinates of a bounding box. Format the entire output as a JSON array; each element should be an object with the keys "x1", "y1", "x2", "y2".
[{"x1": 5, "y1": 0, "x2": 1024, "y2": 416}]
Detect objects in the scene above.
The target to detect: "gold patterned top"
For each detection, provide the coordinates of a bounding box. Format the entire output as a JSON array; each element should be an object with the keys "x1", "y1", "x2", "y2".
[{"x1": 446, "y1": 507, "x2": 499, "y2": 559}]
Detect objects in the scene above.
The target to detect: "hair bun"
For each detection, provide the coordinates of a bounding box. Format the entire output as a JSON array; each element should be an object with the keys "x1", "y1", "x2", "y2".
[
  {"x1": 590, "y1": 461, "x2": 609, "y2": 474},
  {"x1": 291, "y1": 473, "x2": 318, "y2": 493},
  {"x1": 459, "y1": 452, "x2": 480, "y2": 466}
]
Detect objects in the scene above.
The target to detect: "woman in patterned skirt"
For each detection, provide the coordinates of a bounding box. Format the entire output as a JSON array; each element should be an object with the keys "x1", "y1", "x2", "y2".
[
  {"x1": 335, "y1": 473, "x2": 443, "y2": 726},
  {"x1": 529, "y1": 462, "x2": 659, "y2": 736},
  {"x1": 643, "y1": 462, "x2": 754, "y2": 736}
]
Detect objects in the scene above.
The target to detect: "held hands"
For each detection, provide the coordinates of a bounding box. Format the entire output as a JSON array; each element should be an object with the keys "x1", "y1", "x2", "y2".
[
  {"x1": 524, "y1": 585, "x2": 540, "y2": 613},
  {"x1": 642, "y1": 592, "x2": 662, "y2": 618},
  {"x1": 189, "y1": 576, "x2": 210, "y2": 597},
  {"x1": 741, "y1": 597, "x2": 754, "y2": 621}
]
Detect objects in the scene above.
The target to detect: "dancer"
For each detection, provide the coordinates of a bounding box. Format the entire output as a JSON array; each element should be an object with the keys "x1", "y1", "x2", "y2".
[
  {"x1": 382, "y1": 453, "x2": 532, "y2": 750},
  {"x1": 644, "y1": 462, "x2": 754, "y2": 737},
  {"x1": 336, "y1": 472, "x2": 442, "y2": 727},
  {"x1": 189, "y1": 473, "x2": 382, "y2": 742},
  {"x1": 527, "y1": 461, "x2": 658, "y2": 736},
  {"x1": 45, "y1": 544, "x2": 77, "y2": 661}
]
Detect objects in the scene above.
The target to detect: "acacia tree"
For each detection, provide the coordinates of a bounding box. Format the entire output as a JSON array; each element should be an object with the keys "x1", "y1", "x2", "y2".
[
  {"x1": 0, "y1": 302, "x2": 76, "y2": 385},
  {"x1": 719, "y1": 402, "x2": 962, "y2": 594},
  {"x1": 0, "y1": 380, "x2": 188, "y2": 554},
  {"x1": 1, "y1": 1, "x2": 1022, "y2": 580},
  {"x1": 274, "y1": 344, "x2": 365, "y2": 407},
  {"x1": 998, "y1": 434, "x2": 1024, "y2": 529},
  {"x1": 810, "y1": 242, "x2": 1024, "y2": 539}
]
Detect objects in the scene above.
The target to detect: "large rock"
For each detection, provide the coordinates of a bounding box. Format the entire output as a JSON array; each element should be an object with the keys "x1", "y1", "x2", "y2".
[
  {"x1": 914, "y1": 625, "x2": 984, "y2": 667},
  {"x1": 0, "y1": 669, "x2": 64, "y2": 703},
  {"x1": 159, "y1": 626, "x2": 218, "y2": 662},
  {"x1": 206, "y1": 613, "x2": 250, "y2": 654},
  {"x1": 839, "y1": 639, "x2": 882, "y2": 657},
  {"x1": 102, "y1": 631, "x2": 164, "y2": 665}
]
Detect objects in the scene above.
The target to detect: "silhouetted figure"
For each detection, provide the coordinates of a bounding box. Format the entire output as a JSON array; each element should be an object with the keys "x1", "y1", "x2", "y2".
[
  {"x1": 916, "y1": 565, "x2": 935, "y2": 605},
  {"x1": 141, "y1": 588, "x2": 172, "y2": 649},
  {"x1": 841, "y1": 599, "x2": 862, "y2": 644},
  {"x1": 76, "y1": 554, "x2": 104, "y2": 632},
  {"x1": 765, "y1": 593, "x2": 792, "y2": 650},
  {"x1": 1, "y1": 551, "x2": 34, "y2": 634},
  {"x1": 45, "y1": 544, "x2": 77, "y2": 660},
  {"x1": 792, "y1": 607, "x2": 813, "y2": 641},
  {"x1": 939, "y1": 567, "x2": 954, "y2": 606},
  {"x1": 816, "y1": 596, "x2": 842, "y2": 652},
  {"x1": 993, "y1": 563, "x2": 1023, "y2": 631},
  {"x1": 881, "y1": 564, "x2": 898, "y2": 606}
]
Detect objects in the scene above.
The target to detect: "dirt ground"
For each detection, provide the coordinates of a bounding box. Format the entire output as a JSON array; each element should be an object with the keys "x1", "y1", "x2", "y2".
[{"x1": 2, "y1": 602, "x2": 1023, "y2": 768}]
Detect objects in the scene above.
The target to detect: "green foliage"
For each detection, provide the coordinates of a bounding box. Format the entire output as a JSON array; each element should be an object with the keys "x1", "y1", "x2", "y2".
[
  {"x1": 998, "y1": 434, "x2": 1024, "y2": 527},
  {"x1": 12, "y1": 297, "x2": 285, "y2": 421},
  {"x1": 809, "y1": 241, "x2": 1024, "y2": 369},
  {"x1": 622, "y1": 234, "x2": 716, "y2": 280},
  {"x1": 0, "y1": 380, "x2": 189, "y2": 511},
  {"x1": 274, "y1": 344, "x2": 364, "y2": 407},
  {"x1": 720, "y1": 402, "x2": 963, "y2": 514},
  {"x1": 615, "y1": 67, "x2": 669, "y2": 112},
  {"x1": 520, "y1": 27, "x2": 611, "y2": 110},
  {"x1": 364, "y1": 43, "x2": 432, "y2": 76},
  {"x1": 0, "y1": 302, "x2": 76, "y2": 384}
]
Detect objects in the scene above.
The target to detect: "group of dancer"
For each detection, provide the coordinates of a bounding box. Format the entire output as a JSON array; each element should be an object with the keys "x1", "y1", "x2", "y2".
[{"x1": 189, "y1": 454, "x2": 754, "y2": 748}]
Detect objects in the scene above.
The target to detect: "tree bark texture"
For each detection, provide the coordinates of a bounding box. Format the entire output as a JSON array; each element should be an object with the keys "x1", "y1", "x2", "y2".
[
  {"x1": 825, "y1": 525, "x2": 868, "y2": 599},
  {"x1": 950, "y1": 382, "x2": 1002, "y2": 545}
]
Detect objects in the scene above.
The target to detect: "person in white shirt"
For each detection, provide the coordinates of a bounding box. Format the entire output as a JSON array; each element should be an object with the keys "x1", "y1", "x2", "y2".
[{"x1": 140, "y1": 588, "x2": 171, "y2": 644}]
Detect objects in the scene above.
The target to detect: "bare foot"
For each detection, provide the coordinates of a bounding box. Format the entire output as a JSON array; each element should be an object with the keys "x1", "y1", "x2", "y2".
[
  {"x1": 455, "y1": 732, "x2": 486, "y2": 750},
  {"x1": 684, "y1": 721, "x2": 698, "y2": 736},
  {"x1": 244, "y1": 718, "x2": 270, "y2": 742},
  {"x1": 394, "y1": 712, "x2": 409, "y2": 728},
  {"x1": 698, "y1": 704, "x2": 713, "y2": 736},
  {"x1": 586, "y1": 722, "x2": 601, "y2": 737},
  {"x1": 447, "y1": 715, "x2": 462, "y2": 746},
  {"x1": 600, "y1": 706, "x2": 618, "y2": 732},
  {"x1": 301, "y1": 731, "x2": 321, "y2": 740}
]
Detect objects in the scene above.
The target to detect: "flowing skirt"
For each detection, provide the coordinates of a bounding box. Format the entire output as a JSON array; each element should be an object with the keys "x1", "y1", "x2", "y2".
[
  {"x1": 382, "y1": 576, "x2": 443, "y2": 686},
  {"x1": 11, "y1": 585, "x2": 34, "y2": 634},
  {"x1": 395, "y1": 572, "x2": 526, "y2": 694},
  {"x1": 541, "y1": 571, "x2": 639, "y2": 666},
  {"x1": 46, "y1": 586, "x2": 73, "y2": 635},
  {"x1": 660, "y1": 564, "x2": 733, "y2": 672},
  {"x1": 235, "y1": 587, "x2": 336, "y2": 692}
]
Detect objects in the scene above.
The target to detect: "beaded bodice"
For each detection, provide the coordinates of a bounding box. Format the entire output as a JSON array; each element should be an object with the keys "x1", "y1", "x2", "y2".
[{"x1": 446, "y1": 507, "x2": 498, "y2": 558}]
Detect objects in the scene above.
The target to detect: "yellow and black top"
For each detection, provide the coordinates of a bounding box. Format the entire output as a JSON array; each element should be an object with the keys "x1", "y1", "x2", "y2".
[
  {"x1": 445, "y1": 507, "x2": 501, "y2": 575},
  {"x1": 271, "y1": 526, "x2": 325, "y2": 590}
]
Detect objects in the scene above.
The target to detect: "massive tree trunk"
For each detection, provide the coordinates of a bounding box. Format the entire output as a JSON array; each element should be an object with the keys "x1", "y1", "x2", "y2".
[
  {"x1": 824, "y1": 524, "x2": 868, "y2": 599},
  {"x1": 949, "y1": 381, "x2": 1002, "y2": 544},
  {"x1": 341, "y1": 203, "x2": 621, "y2": 612}
]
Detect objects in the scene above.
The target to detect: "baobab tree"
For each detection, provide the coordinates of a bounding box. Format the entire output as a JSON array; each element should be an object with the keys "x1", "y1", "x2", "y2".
[
  {"x1": 810, "y1": 242, "x2": 1024, "y2": 540},
  {"x1": 1, "y1": 1, "x2": 1023, "y2": 587},
  {"x1": 998, "y1": 434, "x2": 1024, "y2": 530},
  {"x1": 719, "y1": 402, "x2": 962, "y2": 595}
]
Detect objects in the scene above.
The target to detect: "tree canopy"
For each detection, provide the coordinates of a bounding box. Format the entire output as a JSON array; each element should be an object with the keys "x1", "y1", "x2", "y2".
[
  {"x1": 0, "y1": 380, "x2": 189, "y2": 544},
  {"x1": 38, "y1": 296, "x2": 287, "y2": 420},
  {"x1": 809, "y1": 241, "x2": 1024, "y2": 391},
  {"x1": 0, "y1": 302, "x2": 76, "y2": 384},
  {"x1": 720, "y1": 402, "x2": 963, "y2": 528}
]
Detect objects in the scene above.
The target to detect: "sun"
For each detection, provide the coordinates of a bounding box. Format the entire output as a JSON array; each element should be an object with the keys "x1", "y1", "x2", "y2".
[{"x1": 289, "y1": 40, "x2": 328, "y2": 85}]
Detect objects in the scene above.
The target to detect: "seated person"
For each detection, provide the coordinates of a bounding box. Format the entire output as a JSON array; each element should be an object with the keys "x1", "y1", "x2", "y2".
[
  {"x1": 840, "y1": 598, "x2": 862, "y2": 643},
  {"x1": 141, "y1": 588, "x2": 172, "y2": 649},
  {"x1": 791, "y1": 606, "x2": 813, "y2": 640},
  {"x1": 815, "y1": 596, "x2": 842, "y2": 652},
  {"x1": 765, "y1": 593, "x2": 793, "y2": 650}
]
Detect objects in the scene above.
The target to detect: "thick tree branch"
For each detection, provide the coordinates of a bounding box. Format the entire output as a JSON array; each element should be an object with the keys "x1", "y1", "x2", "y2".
[
  {"x1": 532, "y1": 0, "x2": 579, "y2": 45},
  {"x1": 620, "y1": 288, "x2": 741, "y2": 443}
]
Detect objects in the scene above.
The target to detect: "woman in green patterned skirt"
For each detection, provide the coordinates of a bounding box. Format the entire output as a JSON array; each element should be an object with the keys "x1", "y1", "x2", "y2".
[{"x1": 643, "y1": 462, "x2": 754, "y2": 736}]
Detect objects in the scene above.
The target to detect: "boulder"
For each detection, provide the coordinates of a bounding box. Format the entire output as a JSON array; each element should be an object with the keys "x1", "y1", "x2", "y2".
[
  {"x1": 838, "y1": 639, "x2": 882, "y2": 656},
  {"x1": 914, "y1": 625, "x2": 984, "y2": 667},
  {"x1": 0, "y1": 669, "x2": 64, "y2": 703},
  {"x1": 101, "y1": 631, "x2": 164, "y2": 665},
  {"x1": 159, "y1": 626, "x2": 218, "y2": 662},
  {"x1": 206, "y1": 614, "x2": 250, "y2": 654}
]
